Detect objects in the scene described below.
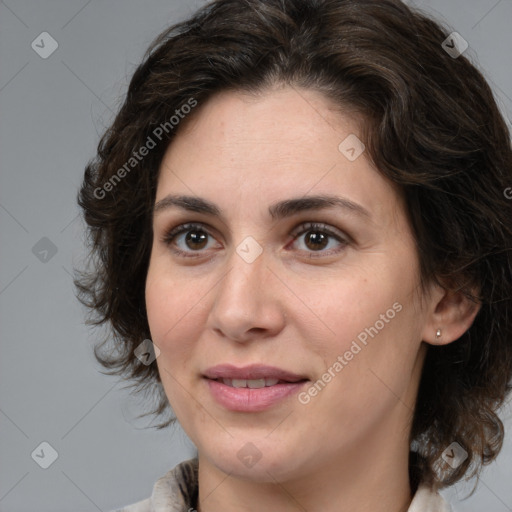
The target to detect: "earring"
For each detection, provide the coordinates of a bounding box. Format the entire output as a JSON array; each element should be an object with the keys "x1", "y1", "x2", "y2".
[{"x1": 435, "y1": 328, "x2": 442, "y2": 339}]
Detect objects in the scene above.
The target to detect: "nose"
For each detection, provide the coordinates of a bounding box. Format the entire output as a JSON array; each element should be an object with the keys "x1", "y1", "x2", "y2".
[{"x1": 206, "y1": 245, "x2": 287, "y2": 344}]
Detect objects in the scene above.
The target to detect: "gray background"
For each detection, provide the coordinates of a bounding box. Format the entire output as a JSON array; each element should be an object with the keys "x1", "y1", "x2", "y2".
[{"x1": 0, "y1": 1, "x2": 511, "y2": 511}]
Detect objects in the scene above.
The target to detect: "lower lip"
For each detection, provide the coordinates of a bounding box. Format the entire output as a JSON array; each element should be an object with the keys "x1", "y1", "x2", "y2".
[{"x1": 205, "y1": 378, "x2": 308, "y2": 412}]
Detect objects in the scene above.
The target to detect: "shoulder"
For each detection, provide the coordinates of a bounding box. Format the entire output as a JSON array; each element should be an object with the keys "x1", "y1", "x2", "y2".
[{"x1": 408, "y1": 483, "x2": 452, "y2": 512}]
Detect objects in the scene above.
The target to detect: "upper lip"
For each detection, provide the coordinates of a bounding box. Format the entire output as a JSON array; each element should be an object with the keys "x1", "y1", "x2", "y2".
[{"x1": 203, "y1": 364, "x2": 308, "y2": 382}]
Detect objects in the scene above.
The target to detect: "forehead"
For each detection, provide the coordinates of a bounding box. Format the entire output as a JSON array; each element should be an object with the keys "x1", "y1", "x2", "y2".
[
  {"x1": 155, "y1": 86, "x2": 404, "y2": 225},
  {"x1": 170, "y1": 86, "x2": 360, "y2": 162}
]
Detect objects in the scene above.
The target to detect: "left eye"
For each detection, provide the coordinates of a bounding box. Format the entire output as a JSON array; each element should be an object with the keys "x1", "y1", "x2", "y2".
[
  {"x1": 161, "y1": 222, "x2": 348, "y2": 258},
  {"x1": 290, "y1": 222, "x2": 348, "y2": 256}
]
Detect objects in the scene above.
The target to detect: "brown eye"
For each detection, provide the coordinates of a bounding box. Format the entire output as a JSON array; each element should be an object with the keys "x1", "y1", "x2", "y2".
[
  {"x1": 183, "y1": 230, "x2": 208, "y2": 250},
  {"x1": 289, "y1": 222, "x2": 348, "y2": 257},
  {"x1": 304, "y1": 231, "x2": 329, "y2": 251},
  {"x1": 161, "y1": 223, "x2": 218, "y2": 258}
]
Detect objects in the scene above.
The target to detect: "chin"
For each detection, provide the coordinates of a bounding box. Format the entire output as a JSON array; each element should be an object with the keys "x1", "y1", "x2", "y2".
[{"x1": 199, "y1": 436, "x2": 310, "y2": 483}]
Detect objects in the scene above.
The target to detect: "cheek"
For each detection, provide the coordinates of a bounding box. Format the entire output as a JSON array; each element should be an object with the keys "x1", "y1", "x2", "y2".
[
  {"x1": 300, "y1": 265, "x2": 401, "y2": 348},
  {"x1": 304, "y1": 260, "x2": 420, "y2": 388},
  {"x1": 145, "y1": 270, "x2": 208, "y2": 420},
  {"x1": 145, "y1": 267, "x2": 205, "y2": 365},
  {"x1": 299, "y1": 294, "x2": 418, "y2": 441}
]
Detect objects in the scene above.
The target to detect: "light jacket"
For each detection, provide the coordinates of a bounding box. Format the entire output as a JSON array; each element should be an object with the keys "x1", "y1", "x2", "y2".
[{"x1": 110, "y1": 458, "x2": 452, "y2": 512}]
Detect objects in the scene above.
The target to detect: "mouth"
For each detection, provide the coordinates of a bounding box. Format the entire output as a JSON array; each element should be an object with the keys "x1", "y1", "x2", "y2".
[
  {"x1": 202, "y1": 363, "x2": 308, "y2": 383},
  {"x1": 211, "y1": 378, "x2": 301, "y2": 388},
  {"x1": 202, "y1": 364, "x2": 309, "y2": 412}
]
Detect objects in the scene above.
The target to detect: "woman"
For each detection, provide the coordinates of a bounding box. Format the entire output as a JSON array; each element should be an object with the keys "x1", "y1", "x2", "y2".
[{"x1": 75, "y1": 0, "x2": 512, "y2": 511}]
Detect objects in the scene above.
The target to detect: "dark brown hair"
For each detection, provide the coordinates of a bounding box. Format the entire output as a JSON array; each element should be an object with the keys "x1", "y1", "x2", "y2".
[{"x1": 75, "y1": 0, "x2": 512, "y2": 491}]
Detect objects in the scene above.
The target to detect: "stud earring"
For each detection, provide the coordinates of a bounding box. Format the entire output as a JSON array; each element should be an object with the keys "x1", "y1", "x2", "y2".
[{"x1": 435, "y1": 328, "x2": 442, "y2": 339}]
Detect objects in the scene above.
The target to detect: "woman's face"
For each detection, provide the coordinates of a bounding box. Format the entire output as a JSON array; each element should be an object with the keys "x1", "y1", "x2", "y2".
[{"x1": 145, "y1": 85, "x2": 434, "y2": 482}]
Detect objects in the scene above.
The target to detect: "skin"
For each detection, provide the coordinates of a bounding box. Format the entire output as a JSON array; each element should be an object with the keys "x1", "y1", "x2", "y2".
[{"x1": 145, "y1": 84, "x2": 480, "y2": 512}]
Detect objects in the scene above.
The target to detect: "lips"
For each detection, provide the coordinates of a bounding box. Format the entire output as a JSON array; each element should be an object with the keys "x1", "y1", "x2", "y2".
[
  {"x1": 202, "y1": 364, "x2": 307, "y2": 382},
  {"x1": 203, "y1": 364, "x2": 309, "y2": 412}
]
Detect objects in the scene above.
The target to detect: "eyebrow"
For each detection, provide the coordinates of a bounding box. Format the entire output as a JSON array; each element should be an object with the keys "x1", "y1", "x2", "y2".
[{"x1": 153, "y1": 194, "x2": 371, "y2": 220}]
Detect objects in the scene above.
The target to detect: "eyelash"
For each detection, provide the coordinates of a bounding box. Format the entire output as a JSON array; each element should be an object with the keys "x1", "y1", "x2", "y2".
[{"x1": 160, "y1": 222, "x2": 349, "y2": 259}]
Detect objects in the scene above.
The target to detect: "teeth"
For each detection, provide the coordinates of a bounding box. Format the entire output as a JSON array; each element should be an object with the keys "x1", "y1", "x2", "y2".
[{"x1": 221, "y1": 378, "x2": 280, "y2": 388}]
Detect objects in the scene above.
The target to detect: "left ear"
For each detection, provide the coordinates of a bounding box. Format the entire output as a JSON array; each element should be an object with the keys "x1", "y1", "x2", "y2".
[{"x1": 421, "y1": 284, "x2": 481, "y2": 346}]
